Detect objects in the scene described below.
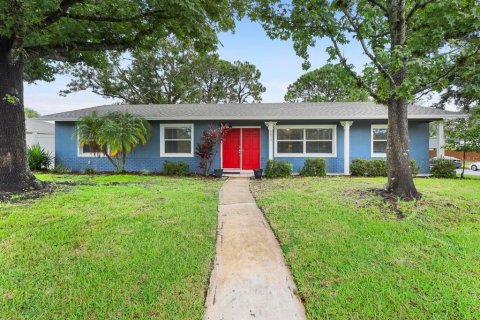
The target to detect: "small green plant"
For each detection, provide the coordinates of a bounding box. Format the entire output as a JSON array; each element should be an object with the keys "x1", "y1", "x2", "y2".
[
  {"x1": 50, "y1": 164, "x2": 71, "y2": 174},
  {"x1": 162, "y1": 161, "x2": 190, "y2": 176},
  {"x1": 410, "y1": 160, "x2": 420, "y2": 176},
  {"x1": 2, "y1": 93, "x2": 20, "y2": 105},
  {"x1": 27, "y1": 143, "x2": 52, "y2": 171},
  {"x1": 83, "y1": 161, "x2": 96, "y2": 174},
  {"x1": 300, "y1": 158, "x2": 326, "y2": 177},
  {"x1": 264, "y1": 160, "x2": 292, "y2": 178},
  {"x1": 430, "y1": 158, "x2": 456, "y2": 178}
]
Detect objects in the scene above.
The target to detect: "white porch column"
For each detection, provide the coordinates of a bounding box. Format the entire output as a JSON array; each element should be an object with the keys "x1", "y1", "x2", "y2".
[
  {"x1": 265, "y1": 122, "x2": 277, "y2": 160},
  {"x1": 437, "y1": 120, "x2": 445, "y2": 158},
  {"x1": 340, "y1": 121, "x2": 353, "y2": 175}
]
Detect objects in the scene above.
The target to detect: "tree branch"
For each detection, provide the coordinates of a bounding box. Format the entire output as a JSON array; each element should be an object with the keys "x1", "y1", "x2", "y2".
[
  {"x1": 406, "y1": 0, "x2": 438, "y2": 22},
  {"x1": 65, "y1": 9, "x2": 170, "y2": 23},
  {"x1": 341, "y1": 7, "x2": 395, "y2": 84},
  {"x1": 414, "y1": 43, "x2": 480, "y2": 95},
  {"x1": 36, "y1": 0, "x2": 86, "y2": 30},
  {"x1": 365, "y1": 0, "x2": 388, "y2": 14},
  {"x1": 328, "y1": 35, "x2": 387, "y2": 104}
]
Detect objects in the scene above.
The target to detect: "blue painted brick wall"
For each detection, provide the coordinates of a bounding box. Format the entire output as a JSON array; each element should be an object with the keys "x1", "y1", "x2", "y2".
[{"x1": 55, "y1": 120, "x2": 430, "y2": 174}]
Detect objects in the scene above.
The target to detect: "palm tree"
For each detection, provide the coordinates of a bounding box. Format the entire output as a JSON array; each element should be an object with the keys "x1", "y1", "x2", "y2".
[{"x1": 76, "y1": 112, "x2": 152, "y2": 172}]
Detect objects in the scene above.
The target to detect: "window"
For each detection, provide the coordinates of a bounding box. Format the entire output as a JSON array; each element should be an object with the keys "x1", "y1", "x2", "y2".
[
  {"x1": 77, "y1": 134, "x2": 103, "y2": 157},
  {"x1": 160, "y1": 124, "x2": 194, "y2": 157},
  {"x1": 371, "y1": 124, "x2": 388, "y2": 157},
  {"x1": 275, "y1": 125, "x2": 336, "y2": 157}
]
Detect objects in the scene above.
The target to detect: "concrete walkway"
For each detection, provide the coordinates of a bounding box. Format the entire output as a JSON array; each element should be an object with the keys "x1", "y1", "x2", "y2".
[{"x1": 205, "y1": 178, "x2": 306, "y2": 320}]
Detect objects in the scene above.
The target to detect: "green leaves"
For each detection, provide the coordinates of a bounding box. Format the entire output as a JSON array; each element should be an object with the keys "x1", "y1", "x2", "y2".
[
  {"x1": 62, "y1": 39, "x2": 265, "y2": 104},
  {"x1": 1, "y1": 0, "x2": 248, "y2": 82},
  {"x1": 284, "y1": 64, "x2": 369, "y2": 102},
  {"x1": 445, "y1": 108, "x2": 480, "y2": 154},
  {"x1": 249, "y1": 0, "x2": 479, "y2": 103},
  {"x1": 75, "y1": 111, "x2": 152, "y2": 172}
]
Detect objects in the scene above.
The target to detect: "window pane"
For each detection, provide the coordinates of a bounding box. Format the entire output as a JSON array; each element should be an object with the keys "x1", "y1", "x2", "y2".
[
  {"x1": 373, "y1": 141, "x2": 387, "y2": 154},
  {"x1": 306, "y1": 141, "x2": 332, "y2": 154},
  {"x1": 82, "y1": 142, "x2": 99, "y2": 154},
  {"x1": 373, "y1": 128, "x2": 387, "y2": 140},
  {"x1": 165, "y1": 127, "x2": 191, "y2": 139},
  {"x1": 277, "y1": 141, "x2": 303, "y2": 153},
  {"x1": 306, "y1": 128, "x2": 332, "y2": 140},
  {"x1": 165, "y1": 141, "x2": 191, "y2": 154},
  {"x1": 277, "y1": 128, "x2": 303, "y2": 140}
]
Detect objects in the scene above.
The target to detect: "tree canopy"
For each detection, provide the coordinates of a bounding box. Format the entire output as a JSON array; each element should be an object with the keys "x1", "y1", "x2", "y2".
[
  {"x1": 0, "y1": 0, "x2": 246, "y2": 191},
  {"x1": 284, "y1": 64, "x2": 369, "y2": 102},
  {"x1": 62, "y1": 41, "x2": 266, "y2": 104},
  {"x1": 250, "y1": 0, "x2": 479, "y2": 199}
]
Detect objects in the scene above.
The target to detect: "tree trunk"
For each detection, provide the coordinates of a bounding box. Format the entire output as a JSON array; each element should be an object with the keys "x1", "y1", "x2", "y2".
[
  {"x1": 0, "y1": 38, "x2": 41, "y2": 192},
  {"x1": 386, "y1": 0, "x2": 420, "y2": 200},
  {"x1": 386, "y1": 97, "x2": 420, "y2": 199},
  {"x1": 461, "y1": 150, "x2": 466, "y2": 179}
]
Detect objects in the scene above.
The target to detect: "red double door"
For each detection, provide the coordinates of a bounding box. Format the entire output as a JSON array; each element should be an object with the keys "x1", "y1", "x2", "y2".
[{"x1": 222, "y1": 128, "x2": 261, "y2": 170}]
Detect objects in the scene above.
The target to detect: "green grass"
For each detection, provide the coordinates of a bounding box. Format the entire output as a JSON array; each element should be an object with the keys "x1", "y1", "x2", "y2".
[
  {"x1": 251, "y1": 177, "x2": 480, "y2": 320},
  {"x1": 0, "y1": 174, "x2": 223, "y2": 319}
]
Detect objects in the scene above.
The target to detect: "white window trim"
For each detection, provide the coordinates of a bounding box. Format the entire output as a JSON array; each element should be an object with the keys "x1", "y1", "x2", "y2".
[
  {"x1": 274, "y1": 125, "x2": 337, "y2": 157},
  {"x1": 77, "y1": 132, "x2": 105, "y2": 157},
  {"x1": 160, "y1": 123, "x2": 194, "y2": 157},
  {"x1": 371, "y1": 124, "x2": 388, "y2": 158}
]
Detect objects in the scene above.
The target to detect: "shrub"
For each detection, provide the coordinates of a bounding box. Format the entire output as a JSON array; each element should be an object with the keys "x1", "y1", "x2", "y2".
[
  {"x1": 350, "y1": 159, "x2": 419, "y2": 177},
  {"x1": 430, "y1": 158, "x2": 456, "y2": 178},
  {"x1": 264, "y1": 160, "x2": 292, "y2": 178},
  {"x1": 27, "y1": 143, "x2": 52, "y2": 171},
  {"x1": 84, "y1": 167, "x2": 96, "y2": 174},
  {"x1": 50, "y1": 164, "x2": 71, "y2": 174},
  {"x1": 163, "y1": 160, "x2": 190, "y2": 176},
  {"x1": 300, "y1": 158, "x2": 326, "y2": 177},
  {"x1": 195, "y1": 124, "x2": 230, "y2": 176},
  {"x1": 350, "y1": 159, "x2": 387, "y2": 177}
]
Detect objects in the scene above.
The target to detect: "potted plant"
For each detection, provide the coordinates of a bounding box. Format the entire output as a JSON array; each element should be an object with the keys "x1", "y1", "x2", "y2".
[
  {"x1": 253, "y1": 168, "x2": 263, "y2": 179},
  {"x1": 195, "y1": 123, "x2": 230, "y2": 177},
  {"x1": 214, "y1": 168, "x2": 224, "y2": 178}
]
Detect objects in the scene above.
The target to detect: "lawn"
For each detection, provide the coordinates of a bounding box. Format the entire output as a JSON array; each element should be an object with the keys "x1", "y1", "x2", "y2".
[
  {"x1": 251, "y1": 177, "x2": 480, "y2": 320},
  {"x1": 0, "y1": 174, "x2": 223, "y2": 319}
]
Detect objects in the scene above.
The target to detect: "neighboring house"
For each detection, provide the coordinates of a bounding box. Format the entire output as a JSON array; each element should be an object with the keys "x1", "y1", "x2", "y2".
[
  {"x1": 26, "y1": 119, "x2": 55, "y2": 157},
  {"x1": 40, "y1": 102, "x2": 466, "y2": 174}
]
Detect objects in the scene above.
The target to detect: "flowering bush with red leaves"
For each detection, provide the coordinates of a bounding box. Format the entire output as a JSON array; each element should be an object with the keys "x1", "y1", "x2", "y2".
[{"x1": 195, "y1": 123, "x2": 230, "y2": 176}]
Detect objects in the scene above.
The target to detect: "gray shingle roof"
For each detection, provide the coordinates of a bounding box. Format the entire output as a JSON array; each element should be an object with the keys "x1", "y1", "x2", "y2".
[
  {"x1": 26, "y1": 119, "x2": 55, "y2": 134},
  {"x1": 40, "y1": 102, "x2": 466, "y2": 121}
]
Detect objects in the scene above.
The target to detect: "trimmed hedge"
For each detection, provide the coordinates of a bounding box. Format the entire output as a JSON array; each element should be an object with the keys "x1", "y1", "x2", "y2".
[
  {"x1": 162, "y1": 160, "x2": 190, "y2": 176},
  {"x1": 265, "y1": 160, "x2": 292, "y2": 178},
  {"x1": 350, "y1": 159, "x2": 420, "y2": 177},
  {"x1": 430, "y1": 158, "x2": 456, "y2": 178},
  {"x1": 300, "y1": 158, "x2": 327, "y2": 177}
]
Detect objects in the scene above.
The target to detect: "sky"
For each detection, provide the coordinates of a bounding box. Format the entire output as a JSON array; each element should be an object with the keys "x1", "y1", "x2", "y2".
[{"x1": 24, "y1": 19, "x2": 387, "y2": 115}]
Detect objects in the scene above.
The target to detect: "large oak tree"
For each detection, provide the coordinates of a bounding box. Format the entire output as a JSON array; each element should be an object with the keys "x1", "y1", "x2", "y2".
[
  {"x1": 251, "y1": 0, "x2": 479, "y2": 199},
  {"x1": 0, "y1": 0, "x2": 244, "y2": 192}
]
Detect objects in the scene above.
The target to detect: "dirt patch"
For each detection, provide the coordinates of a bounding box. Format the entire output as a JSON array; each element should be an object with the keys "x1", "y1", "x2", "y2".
[{"x1": 0, "y1": 183, "x2": 56, "y2": 203}]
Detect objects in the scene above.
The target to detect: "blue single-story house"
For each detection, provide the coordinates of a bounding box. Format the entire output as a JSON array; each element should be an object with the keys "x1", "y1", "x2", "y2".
[{"x1": 40, "y1": 102, "x2": 465, "y2": 174}]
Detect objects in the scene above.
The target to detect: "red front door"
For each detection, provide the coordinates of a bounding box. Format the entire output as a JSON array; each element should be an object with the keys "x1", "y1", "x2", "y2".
[
  {"x1": 222, "y1": 128, "x2": 241, "y2": 169},
  {"x1": 222, "y1": 128, "x2": 261, "y2": 170},
  {"x1": 241, "y1": 128, "x2": 261, "y2": 170}
]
